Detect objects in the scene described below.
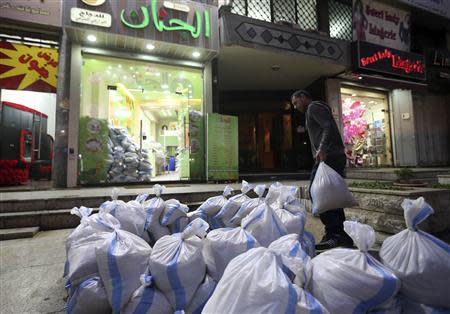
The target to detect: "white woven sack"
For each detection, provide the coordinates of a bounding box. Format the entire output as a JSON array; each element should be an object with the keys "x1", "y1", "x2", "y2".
[
  {"x1": 310, "y1": 221, "x2": 400, "y2": 314},
  {"x1": 202, "y1": 227, "x2": 259, "y2": 281},
  {"x1": 149, "y1": 218, "x2": 209, "y2": 311},
  {"x1": 65, "y1": 275, "x2": 111, "y2": 314},
  {"x1": 228, "y1": 184, "x2": 266, "y2": 226},
  {"x1": 380, "y1": 197, "x2": 450, "y2": 308},
  {"x1": 90, "y1": 213, "x2": 152, "y2": 313},
  {"x1": 214, "y1": 181, "x2": 253, "y2": 227},
  {"x1": 122, "y1": 274, "x2": 172, "y2": 314}
]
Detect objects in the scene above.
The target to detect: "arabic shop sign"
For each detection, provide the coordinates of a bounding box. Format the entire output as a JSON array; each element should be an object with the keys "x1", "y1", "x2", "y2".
[
  {"x1": 120, "y1": 0, "x2": 210, "y2": 39},
  {"x1": 0, "y1": 40, "x2": 59, "y2": 93},
  {"x1": 353, "y1": 41, "x2": 425, "y2": 81},
  {"x1": 71, "y1": 7, "x2": 111, "y2": 28},
  {"x1": 0, "y1": 0, "x2": 61, "y2": 27}
]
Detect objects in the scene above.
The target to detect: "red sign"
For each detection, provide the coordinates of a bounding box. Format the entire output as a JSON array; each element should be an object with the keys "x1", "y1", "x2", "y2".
[{"x1": 354, "y1": 41, "x2": 426, "y2": 81}]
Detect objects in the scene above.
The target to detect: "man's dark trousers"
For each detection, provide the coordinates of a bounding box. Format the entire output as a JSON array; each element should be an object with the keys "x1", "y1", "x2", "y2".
[{"x1": 309, "y1": 153, "x2": 347, "y2": 237}]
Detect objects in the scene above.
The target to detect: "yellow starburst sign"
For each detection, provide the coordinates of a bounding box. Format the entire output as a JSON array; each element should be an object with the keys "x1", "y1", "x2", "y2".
[{"x1": 0, "y1": 40, "x2": 58, "y2": 93}]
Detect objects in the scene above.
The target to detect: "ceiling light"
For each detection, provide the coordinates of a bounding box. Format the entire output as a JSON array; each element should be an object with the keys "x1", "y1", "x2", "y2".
[
  {"x1": 118, "y1": 64, "x2": 122, "y2": 68},
  {"x1": 108, "y1": 66, "x2": 112, "y2": 70},
  {"x1": 161, "y1": 84, "x2": 169, "y2": 89},
  {"x1": 192, "y1": 51, "x2": 201, "y2": 58},
  {"x1": 155, "y1": 72, "x2": 161, "y2": 76},
  {"x1": 87, "y1": 34, "x2": 97, "y2": 42},
  {"x1": 130, "y1": 66, "x2": 133, "y2": 70},
  {"x1": 168, "y1": 73, "x2": 172, "y2": 77},
  {"x1": 124, "y1": 75, "x2": 127, "y2": 79},
  {"x1": 146, "y1": 43, "x2": 155, "y2": 50},
  {"x1": 352, "y1": 93, "x2": 357, "y2": 97},
  {"x1": 188, "y1": 84, "x2": 192, "y2": 87}
]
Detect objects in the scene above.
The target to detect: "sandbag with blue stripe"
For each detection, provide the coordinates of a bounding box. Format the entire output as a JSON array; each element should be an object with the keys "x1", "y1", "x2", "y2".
[
  {"x1": 99, "y1": 188, "x2": 129, "y2": 217},
  {"x1": 184, "y1": 275, "x2": 217, "y2": 314},
  {"x1": 91, "y1": 212, "x2": 152, "y2": 314},
  {"x1": 269, "y1": 235, "x2": 328, "y2": 313},
  {"x1": 203, "y1": 242, "x2": 321, "y2": 314},
  {"x1": 310, "y1": 221, "x2": 400, "y2": 314},
  {"x1": 228, "y1": 184, "x2": 266, "y2": 227},
  {"x1": 122, "y1": 274, "x2": 172, "y2": 314},
  {"x1": 380, "y1": 197, "x2": 450, "y2": 309},
  {"x1": 149, "y1": 218, "x2": 209, "y2": 311},
  {"x1": 214, "y1": 181, "x2": 253, "y2": 227},
  {"x1": 241, "y1": 187, "x2": 288, "y2": 247},
  {"x1": 203, "y1": 227, "x2": 260, "y2": 281},
  {"x1": 189, "y1": 186, "x2": 234, "y2": 228},
  {"x1": 161, "y1": 199, "x2": 189, "y2": 227},
  {"x1": 66, "y1": 206, "x2": 95, "y2": 254},
  {"x1": 65, "y1": 214, "x2": 116, "y2": 289},
  {"x1": 144, "y1": 185, "x2": 170, "y2": 244},
  {"x1": 65, "y1": 275, "x2": 111, "y2": 314}
]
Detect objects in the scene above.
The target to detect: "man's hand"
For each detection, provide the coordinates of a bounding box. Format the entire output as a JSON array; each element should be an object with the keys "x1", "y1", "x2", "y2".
[{"x1": 315, "y1": 150, "x2": 326, "y2": 162}]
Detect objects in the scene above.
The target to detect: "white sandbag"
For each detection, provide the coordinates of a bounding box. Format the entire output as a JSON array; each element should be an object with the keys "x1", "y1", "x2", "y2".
[
  {"x1": 169, "y1": 216, "x2": 189, "y2": 234},
  {"x1": 195, "y1": 185, "x2": 233, "y2": 217},
  {"x1": 203, "y1": 242, "x2": 326, "y2": 314},
  {"x1": 149, "y1": 218, "x2": 209, "y2": 311},
  {"x1": 267, "y1": 182, "x2": 299, "y2": 210},
  {"x1": 122, "y1": 274, "x2": 172, "y2": 314},
  {"x1": 380, "y1": 197, "x2": 450, "y2": 309},
  {"x1": 66, "y1": 275, "x2": 111, "y2": 314},
  {"x1": 185, "y1": 275, "x2": 217, "y2": 314},
  {"x1": 241, "y1": 188, "x2": 287, "y2": 247},
  {"x1": 111, "y1": 193, "x2": 149, "y2": 239},
  {"x1": 65, "y1": 218, "x2": 115, "y2": 288},
  {"x1": 147, "y1": 220, "x2": 170, "y2": 246},
  {"x1": 99, "y1": 187, "x2": 128, "y2": 216},
  {"x1": 309, "y1": 162, "x2": 357, "y2": 215},
  {"x1": 228, "y1": 184, "x2": 266, "y2": 226},
  {"x1": 202, "y1": 227, "x2": 259, "y2": 281},
  {"x1": 213, "y1": 181, "x2": 253, "y2": 227},
  {"x1": 275, "y1": 197, "x2": 306, "y2": 235},
  {"x1": 161, "y1": 199, "x2": 189, "y2": 226},
  {"x1": 66, "y1": 206, "x2": 95, "y2": 253},
  {"x1": 90, "y1": 213, "x2": 152, "y2": 313},
  {"x1": 310, "y1": 221, "x2": 400, "y2": 314},
  {"x1": 143, "y1": 184, "x2": 166, "y2": 227}
]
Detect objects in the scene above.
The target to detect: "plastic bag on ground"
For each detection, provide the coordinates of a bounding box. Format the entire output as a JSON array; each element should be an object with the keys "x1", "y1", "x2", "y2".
[
  {"x1": 267, "y1": 182, "x2": 299, "y2": 210},
  {"x1": 185, "y1": 275, "x2": 217, "y2": 314},
  {"x1": 213, "y1": 181, "x2": 253, "y2": 227},
  {"x1": 122, "y1": 273, "x2": 172, "y2": 314},
  {"x1": 380, "y1": 197, "x2": 450, "y2": 309},
  {"x1": 203, "y1": 240, "x2": 327, "y2": 314},
  {"x1": 202, "y1": 227, "x2": 259, "y2": 281},
  {"x1": 66, "y1": 206, "x2": 95, "y2": 253},
  {"x1": 161, "y1": 199, "x2": 189, "y2": 226},
  {"x1": 310, "y1": 221, "x2": 400, "y2": 314},
  {"x1": 169, "y1": 216, "x2": 189, "y2": 234},
  {"x1": 66, "y1": 275, "x2": 111, "y2": 314},
  {"x1": 149, "y1": 218, "x2": 209, "y2": 311},
  {"x1": 275, "y1": 194, "x2": 306, "y2": 235},
  {"x1": 143, "y1": 185, "x2": 168, "y2": 243},
  {"x1": 90, "y1": 213, "x2": 152, "y2": 313},
  {"x1": 241, "y1": 188, "x2": 287, "y2": 247},
  {"x1": 309, "y1": 162, "x2": 357, "y2": 216},
  {"x1": 228, "y1": 184, "x2": 266, "y2": 226}
]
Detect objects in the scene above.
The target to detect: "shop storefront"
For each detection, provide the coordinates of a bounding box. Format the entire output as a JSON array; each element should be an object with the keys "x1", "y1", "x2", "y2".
[
  {"x1": 62, "y1": 0, "x2": 218, "y2": 186},
  {"x1": 329, "y1": 40, "x2": 429, "y2": 168},
  {"x1": 0, "y1": 0, "x2": 62, "y2": 187}
]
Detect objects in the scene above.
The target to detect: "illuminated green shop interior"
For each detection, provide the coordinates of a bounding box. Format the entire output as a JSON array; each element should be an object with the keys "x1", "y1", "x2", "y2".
[{"x1": 79, "y1": 54, "x2": 205, "y2": 184}]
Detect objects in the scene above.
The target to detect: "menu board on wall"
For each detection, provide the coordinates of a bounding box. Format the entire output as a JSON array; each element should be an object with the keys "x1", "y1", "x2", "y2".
[
  {"x1": 352, "y1": 0, "x2": 411, "y2": 51},
  {"x1": 207, "y1": 113, "x2": 238, "y2": 181}
]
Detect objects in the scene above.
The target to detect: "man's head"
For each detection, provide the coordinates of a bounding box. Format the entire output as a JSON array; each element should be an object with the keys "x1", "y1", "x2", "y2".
[{"x1": 291, "y1": 90, "x2": 312, "y2": 113}]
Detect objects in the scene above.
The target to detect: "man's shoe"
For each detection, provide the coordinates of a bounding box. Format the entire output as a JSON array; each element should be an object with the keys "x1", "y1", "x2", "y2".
[{"x1": 315, "y1": 233, "x2": 354, "y2": 251}]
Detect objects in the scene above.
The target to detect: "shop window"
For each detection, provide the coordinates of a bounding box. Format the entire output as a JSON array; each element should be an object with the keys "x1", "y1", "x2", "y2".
[
  {"x1": 341, "y1": 87, "x2": 392, "y2": 167},
  {"x1": 79, "y1": 55, "x2": 204, "y2": 184}
]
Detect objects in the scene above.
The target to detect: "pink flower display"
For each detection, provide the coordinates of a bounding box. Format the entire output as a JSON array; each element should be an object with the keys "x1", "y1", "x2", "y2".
[{"x1": 342, "y1": 99, "x2": 368, "y2": 145}]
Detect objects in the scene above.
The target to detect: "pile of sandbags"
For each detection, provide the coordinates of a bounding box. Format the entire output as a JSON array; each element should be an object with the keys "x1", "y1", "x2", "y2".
[
  {"x1": 64, "y1": 183, "x2": 449, "y2": 314},
  {"x1": 107, "y1": 126, "x2": 152, "y2": 183},
  {"x1": 228, "y1": 184, "x2": 266, "y2": 226},
  {"x1": 214, "y1": 180, "x2": 253, "y2": 227}
]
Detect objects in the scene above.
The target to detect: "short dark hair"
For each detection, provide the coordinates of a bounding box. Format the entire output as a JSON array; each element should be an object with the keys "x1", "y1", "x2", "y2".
[{"x1": 291, "y1": 90, "x2": 312, "y2": 100}]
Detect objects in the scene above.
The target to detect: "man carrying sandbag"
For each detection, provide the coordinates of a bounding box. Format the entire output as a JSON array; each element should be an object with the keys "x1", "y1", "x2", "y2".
[{"x1": 291, "y1": 90, "x2": 353, "y2": 250}]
